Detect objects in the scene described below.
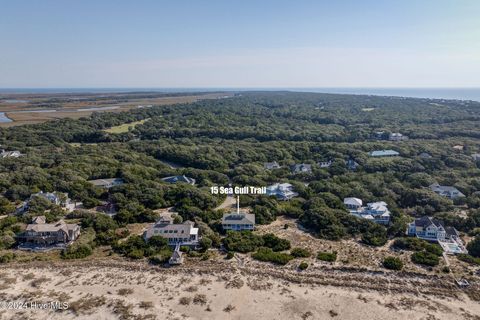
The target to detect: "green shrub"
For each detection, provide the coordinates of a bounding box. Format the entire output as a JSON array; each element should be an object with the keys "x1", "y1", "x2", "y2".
[
  {"x1": 223, "y1": 231, "x2": 264, "y2": 253},
  {"x1": 0, "y1": 252, "x2": 15, "y2": 263},
  {"x1": 149, "y1": 250, "x2": 172, "y2": 265},
  {"x1": 393, "y1": 237, "x2": 428, "y2": 251},
  {"x1": 147, "y1": 235, "x2": 169, "y2": 249},
  {"x1": 180, "y1": 246, "x2": 190, "y2": 253},
  {"x1": 290, "y1": 247, "x2": 311, "y2": 258},
  {"x1": 61, "y1": 244, "x2": 93, "y2": 260},
  {"x1": 382, "y1": 256, "x2": 403, "y2": 270},
  {"x1": 127, "y1": 248, "x2": 145, "y2": 259},
  {"x1": 411, "y1": 251, "x2": 440, "y2": 266},
  {"x1": 442, "y1": 266, "x2": 450, "y2": 273},
  {"x1": 457, "y1": 253, "x2": 480, "y2": 265},
  {"x1": 200, "y1": 237, "x2": 213, "y2": 252},
  {"x1": 361, "y1": 224, "x2": 388, "y2": 246},
  {"x1": 424, "y1": 243, "x2": 443, "y2": 256},
  {"x1": 262, "y1": 233, "x2": 291, "y2": 252},
  {"x1": 252, "y1": 248, "x2": 294, "y2": 265},
  {"x1": 298, "y1": 261, "x2": 308, "y2": 270},
  {"x1": 225, "y1": 251, "x2": 235, "y2": 260},
  {"x1": 467, "y1": 236, "x2": 480, "y2": 257},
  {"x1": 113, "y1": 234, "x2": 170, "y2": 259},
  {"x1": 317, "y1": 251, "x2": 337, "y2": 262}
]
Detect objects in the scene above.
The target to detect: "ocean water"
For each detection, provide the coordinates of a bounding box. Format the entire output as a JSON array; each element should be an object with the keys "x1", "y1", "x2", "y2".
[
  {"x1": 294, "y1": 88, "x2": 480, "y2": 102},
  {"x1": 0, "y1": 87, "x2": 479, "y2": 102},
  {"x1": 0, "y1": 112, "x2": 13, "y2": 123}
]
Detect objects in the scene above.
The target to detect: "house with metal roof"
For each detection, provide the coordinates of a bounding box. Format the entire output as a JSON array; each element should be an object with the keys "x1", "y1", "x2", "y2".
[{"x1": 369, "y1": 150, "x2": 400, "y2": 157}]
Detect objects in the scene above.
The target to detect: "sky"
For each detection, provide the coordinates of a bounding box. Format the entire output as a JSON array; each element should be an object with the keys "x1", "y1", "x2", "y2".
[{"x1": 0, "y1": 0, "x2": 479, "y2": 88}]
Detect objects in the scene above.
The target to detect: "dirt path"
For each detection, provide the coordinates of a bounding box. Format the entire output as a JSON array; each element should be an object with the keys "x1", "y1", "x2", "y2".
[{"x1": 215, "y1": 195, "x2": 236, "y2": 211}]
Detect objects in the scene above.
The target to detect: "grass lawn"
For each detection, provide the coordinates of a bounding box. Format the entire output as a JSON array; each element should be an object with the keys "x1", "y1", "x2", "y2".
[{"x1": 103, "y1": 119, "x2": 149, "y2": 134}]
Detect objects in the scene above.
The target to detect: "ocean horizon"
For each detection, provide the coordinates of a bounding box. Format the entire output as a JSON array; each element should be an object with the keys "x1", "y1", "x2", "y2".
[{"x1": 1, "y1": 87, "x2": 480, "y2": 102}]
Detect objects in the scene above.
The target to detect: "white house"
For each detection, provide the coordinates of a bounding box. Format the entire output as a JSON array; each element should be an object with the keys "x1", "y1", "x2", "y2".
[
  {"x1": 318, "y1": 160, "x2": 332, "y2": 168},
  {"x1": 389, "y1": 133, "x2": 408, "y2": 141},
  {"x1": 266, "y1": 183, "x2": 298, "y2": 201},
  {"x1": 472, "y1": 153, "x2": 480, "y2": 162},
  {"x1": 0, "y1": 150, "x2": 22, "y2": 158},
  {"x1": 144, "y1": 217, "x2": 199, "y2": 247},
  {"x1": 343, "y1": 197, "x2": 362, "y2": 210},
  {"x1": 344, "y1": 198, "x2": 390, "y2": 225}
]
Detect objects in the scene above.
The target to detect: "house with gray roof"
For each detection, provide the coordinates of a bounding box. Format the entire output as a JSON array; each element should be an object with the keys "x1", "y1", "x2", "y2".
[
  {"x1": 222, "y1": 197, "x2": 255, "y2": 231},
  {"x1": 429, "y1": 183, "x2": 465, "y2": 199},
  {"x1": 418, "y1": 152, "x2": 433, "y2": 159},
  {"x1": 16, "y1": 191, "x2": 77, "y2": 214},
  {"x1": 144, "y1": 217, "x2": 199, "y2": 247},
  {"x1": 291, "y1": 163, "x2": 312, "y2": 174},
  {"x1": 161, "y1": 175, "x2": 196, "y2": 185},
  {"x1": 345, "y1": 158, "x2": 359, "y2": 170},
  {"x1": 88, "y1": 178, "x2": 124, "y2": 189},
  {"x1": 16, "y1": 216, "x2": 81, "y2": 249},
  {"x1": 264, "y1": 161, "x2": 281, "y2": 170},
  {"x1": 369, "y1": 150, "x2": 400, "y2": 157},
  {"x1": 222, "y1": 213, "x2": 255, "y2": 231},
  {"x1": 266, "y1": 183, "x2": 298, "y2": 201}
]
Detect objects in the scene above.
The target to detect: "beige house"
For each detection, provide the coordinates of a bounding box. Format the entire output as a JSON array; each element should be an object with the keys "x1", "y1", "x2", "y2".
[{"x1": 17, "y1": 216, "x2": 81, "y2": 249}]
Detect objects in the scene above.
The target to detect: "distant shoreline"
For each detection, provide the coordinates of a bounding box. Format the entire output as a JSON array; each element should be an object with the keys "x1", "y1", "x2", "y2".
[{"x1": 1, "y1": 87, "x2": 480, "y2": 102}]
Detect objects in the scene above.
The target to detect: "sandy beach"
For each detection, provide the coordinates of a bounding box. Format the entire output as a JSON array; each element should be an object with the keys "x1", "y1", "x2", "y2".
[{"x1": 0, "y1": 257, "x2": 479, "y2": 320}]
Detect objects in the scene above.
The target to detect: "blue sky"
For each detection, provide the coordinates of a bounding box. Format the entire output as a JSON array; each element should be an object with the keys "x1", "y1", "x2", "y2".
[{"x1": 0, "y1": 0, "x2": 479, "y2": 88}]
